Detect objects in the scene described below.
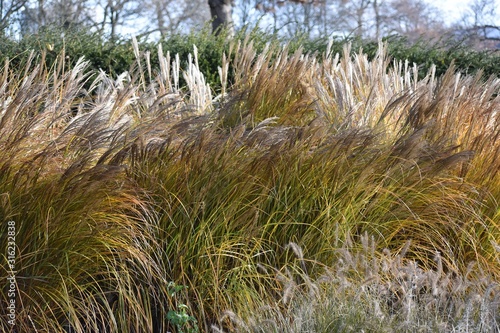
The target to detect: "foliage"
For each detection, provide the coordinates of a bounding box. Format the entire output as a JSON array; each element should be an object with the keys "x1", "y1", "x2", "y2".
[
  {"x1": 380, "y1": 35, "x2": 500, "y2": 79},
  {"x1": 0, "y1": 54, "x2": 168, "y2": 331},
  {"x1": 2, "y1": 27, "x2": 500, "y2": 92},
  {"x1": 0, "y1": 34, "x2": 499, "y2": 332}
]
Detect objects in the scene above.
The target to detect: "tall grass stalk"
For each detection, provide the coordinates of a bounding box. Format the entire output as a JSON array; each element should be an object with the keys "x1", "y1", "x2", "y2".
[
  {"x1": 0, "y1": 37, "x2": 499, "y2": 331},
  {"x1": 214, "y1": 239, "x2": 500, "y2": 332},
  {"x1": 0, "y1": 52, "x2": 171, "y2": 332}
]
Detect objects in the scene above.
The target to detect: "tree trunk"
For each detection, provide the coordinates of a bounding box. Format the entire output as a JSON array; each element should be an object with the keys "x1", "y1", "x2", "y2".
[{"x1": 208, "y1": 0, "x2": 233, "y2": 35}]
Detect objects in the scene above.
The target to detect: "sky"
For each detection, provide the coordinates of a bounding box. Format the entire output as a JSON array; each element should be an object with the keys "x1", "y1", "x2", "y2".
[
  {"x1": 428, "y1": 0, "x2": 472, "y2": 24},
  {"x1": 428, "y1": 0, "x2": 500, "y2": 25}
]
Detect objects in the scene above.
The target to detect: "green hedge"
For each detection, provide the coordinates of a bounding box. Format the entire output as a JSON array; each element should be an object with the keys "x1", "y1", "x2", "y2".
[{"x1": 1, "y1": 26, "x2": 499, "y2": 90}]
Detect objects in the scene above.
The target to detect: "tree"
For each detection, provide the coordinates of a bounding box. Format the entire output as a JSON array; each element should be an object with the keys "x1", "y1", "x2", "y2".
[
  {"x1": 208, "y1": 0, "x2": 234, "y2": 35},
  {"x1": 372, "y1": 0, "x2": 393, "y2": 40},
  {"x1": 0, "y1": 0, "x2": 28, "y2": 34},
  {"x1": 144, "y1": 0, "x2": 209, "y2": 38},
  {"x1": 335, "y1": 0, "x2": 372, "y2": 37},
  {"x1": 96, "y1": 0, "x2": 143, "y2": 39},
  {"x1": 231, "y1": 0, "x2": 328, "y2": 38},
  {"x1": 15, "y1": 0, "x2": 145, "y2": 39},
  {"x1": 230, "y1": 0, "x2": 447, "y2": 41},
  {"x1": 19, "y1": 0, "x2": 95, "y2": 35},
  {"x1": 386, "y1": 0, "x2": 446, "y2": 42},
  {"x1": 456, "y1": 0, "x2": 500, "y2": 49}
]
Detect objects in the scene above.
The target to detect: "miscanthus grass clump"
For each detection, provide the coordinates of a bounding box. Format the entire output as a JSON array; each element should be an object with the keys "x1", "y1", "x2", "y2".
[
  {"x1": 214, "y1": 239, "x2": 500, "y2": 332},
  {"x1": 1, "y1": 37, "x2": 499, "y2": 332}
]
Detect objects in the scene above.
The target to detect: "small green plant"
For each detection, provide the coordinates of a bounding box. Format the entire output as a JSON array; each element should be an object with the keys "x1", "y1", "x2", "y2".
[{"x1": 167, "y1": 282, "x2": 199, "y2": 333}]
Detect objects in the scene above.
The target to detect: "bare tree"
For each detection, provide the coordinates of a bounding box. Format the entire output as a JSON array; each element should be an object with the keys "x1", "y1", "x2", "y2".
[
  {"x1": 372, "y1": 0, "x2": 393, "y2": 40},
  {"x1": 208, "y1": 0, "x2": 234, "y2": 35},
  {"x1": 232, "y1": 0, "x2": 437, "y2": 40},
  {"x1": 54, "y1": 0, "x2": 92, "y2": 28},
  {"x1": 13, "y1": 0, "x2": 209, "y2": 39},
  {"x1": 0, "y1": 0, "x2": 29, "y2": 34},
  {"x1": 9, "y1": 0, "x2": 451, "y2": 42},
  {"x1": 334, "y1": 0, "x2": 372, "y2": 37},
  {"x1": 96, "y1": 0, "x2": 143, "y2": 39},
  {"x1": 252, "y1": 0, "x2": 379, "y2": 39},
  {"x1": 16, "y1": 0, "x2": 146, "y2": 39},
  {"x1": 232, "y1": 0, "x2": 327, "y2": 38},
  {"x1": 19, "y1": 0, "x2": 95, "y2": 35},
  {"x1": 386, "y1": 0, "x2": 446, "y2": 42},
  {"x1": 456, "y1": 0, "x2": 500, "y2": 49},
  {"x1": 232, "y1": 0, "x2": 257, "y2": 29},
  {"x1": 144, "y1": 0, "x2": 209, "y2": 38}
]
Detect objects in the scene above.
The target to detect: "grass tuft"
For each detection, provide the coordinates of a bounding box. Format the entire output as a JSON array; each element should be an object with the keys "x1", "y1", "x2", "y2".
[{"x1": 1, "y1": 37, "x2": 499, "y2": 332}]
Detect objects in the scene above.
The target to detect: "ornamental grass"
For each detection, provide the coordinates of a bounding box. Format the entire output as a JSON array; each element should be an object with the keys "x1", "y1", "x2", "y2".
[{"x1": 1, "y1": 37, "x2": 499, "y2": 332}]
